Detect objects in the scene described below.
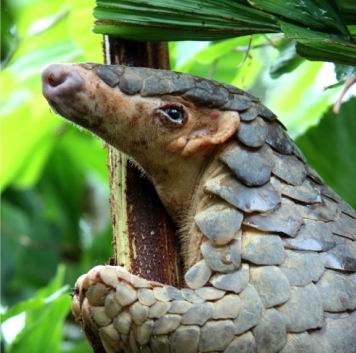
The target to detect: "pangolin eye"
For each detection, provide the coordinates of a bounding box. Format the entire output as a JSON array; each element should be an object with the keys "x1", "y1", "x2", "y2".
[{"x1": 160, "y1": 106, "x2": 186, "y2": 126}]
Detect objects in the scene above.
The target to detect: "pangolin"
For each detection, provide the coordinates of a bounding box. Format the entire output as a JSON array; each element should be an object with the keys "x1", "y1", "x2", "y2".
[{"x1": 42, "y1": 63, "x2": 356, "y2": 353}]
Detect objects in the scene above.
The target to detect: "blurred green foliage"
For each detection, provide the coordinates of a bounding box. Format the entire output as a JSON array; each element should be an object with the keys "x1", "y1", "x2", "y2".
[
  {"x1": 0, "y1": 0, "x2": 355, "y2": 352},
  {"x1": 1, "y1": 0, "x2": 110, "y2": 352}
]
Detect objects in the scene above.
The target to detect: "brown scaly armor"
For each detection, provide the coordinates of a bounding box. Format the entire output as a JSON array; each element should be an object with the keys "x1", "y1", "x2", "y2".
[{"x1": 42, "y1": 63, "x2": 356, "y2": 353}]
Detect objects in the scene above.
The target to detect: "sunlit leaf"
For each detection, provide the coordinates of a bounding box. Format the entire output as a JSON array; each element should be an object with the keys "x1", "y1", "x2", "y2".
[
  {"x1": 1, "y1": 265, "x2": 67, "y2": 322},
  {"x1": 8, "y1": 0, "x2": 66, "y2": 38},
  {"x1": 0, "y1": 1, "x2": 94, "y2": 191},
  {"x1": 195, "y1": 37, "x2": 252, "y2": 64},
  {"x1": 27, "y1": 10, "x2": 69, "y2": 37},
  {"x1": 8, "y1": 42, "x2": 82, "y2": 80},
  {"x1": 3, "y1": 267, "x2": 71, "y2": 353},
  {"x1": 266, "y1": 61, "x2": 339, "y2": 137},
  {"x1": 175, "y1": 36, "x2": 265, "y2": 91},
  {"x1": 1, "y1": 1, "x2": 112, "y2": 351},
  {"x1": 68, "y1": 0, "x2": 102, "y2": 62},
  {"x1": 169, "y1": 41, "x2": 211, "y2": 68},
  {"x1": 0, "y1": 88, "x2": 60, "y2": 192},
  {"x1": 12, "y1": 137, "x2": 56, "y2": 189}
]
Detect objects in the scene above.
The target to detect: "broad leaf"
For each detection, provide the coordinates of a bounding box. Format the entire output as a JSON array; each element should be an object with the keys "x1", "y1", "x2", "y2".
[
  {"x1": 296, "y1": 97, "x2": 356, "y2": 208},
  {"x1": 92, "y1": 0, "x2": 356, "y2": 65},
  {"x1": 93, "y1": 0, "x2": 279, "y2": 40}
]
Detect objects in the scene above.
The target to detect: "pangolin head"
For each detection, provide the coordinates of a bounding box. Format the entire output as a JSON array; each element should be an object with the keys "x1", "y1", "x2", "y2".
[{"x1": 41, "y1": 63, "x2": 275, "y2": 219}]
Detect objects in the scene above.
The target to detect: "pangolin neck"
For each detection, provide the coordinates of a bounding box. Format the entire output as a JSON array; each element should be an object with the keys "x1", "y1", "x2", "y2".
[
  {"x1": 138, "y1": 146, "x2": 226, "y2": 268},
  {"x1": 144, "y1": 151, "x2": 217, "y2": 225},
  {"x1": 177, "y1": 149, "x2": 227, "y2": 268}
]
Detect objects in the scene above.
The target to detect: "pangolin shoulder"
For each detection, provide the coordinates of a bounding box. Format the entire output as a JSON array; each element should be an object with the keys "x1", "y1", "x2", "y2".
[{"x1": 191, "y1": 89, "x2": 356, "y2": 352}]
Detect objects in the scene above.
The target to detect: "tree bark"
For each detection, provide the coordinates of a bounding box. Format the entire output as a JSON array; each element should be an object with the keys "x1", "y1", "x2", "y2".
[
  {"x1": 84, "y1": 39, "x2": 182, "y2": 353},
  {"x1": 103, "y1": 37, "x2": 182, "y2": 286}
]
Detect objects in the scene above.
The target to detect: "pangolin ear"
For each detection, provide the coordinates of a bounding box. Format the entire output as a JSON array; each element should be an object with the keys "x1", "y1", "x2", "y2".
[{"x1": 181, "y1": 111, "x2": 240, "y2": 157}]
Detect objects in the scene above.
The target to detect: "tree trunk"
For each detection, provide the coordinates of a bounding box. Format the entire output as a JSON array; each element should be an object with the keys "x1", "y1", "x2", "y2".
[
  {"x1": 84, "y1": 39, "x2": 182, "y2": 353},
  {"x1": 103, "y1": 38, "x2": 182, "y2": 286}
]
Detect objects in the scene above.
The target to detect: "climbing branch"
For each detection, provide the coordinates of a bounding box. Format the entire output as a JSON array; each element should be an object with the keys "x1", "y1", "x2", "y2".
[
  {"x1": 103, "y1": 38, "x2": 181, "y2": 287},
  {"x1": 82, "y1": 37, "x2": 182, "y2": 353}
]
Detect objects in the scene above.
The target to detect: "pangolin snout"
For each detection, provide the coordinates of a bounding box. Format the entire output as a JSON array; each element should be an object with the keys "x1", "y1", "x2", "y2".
[{"x1": 42, "y1": 64, "x2": 84, "y2": 101}]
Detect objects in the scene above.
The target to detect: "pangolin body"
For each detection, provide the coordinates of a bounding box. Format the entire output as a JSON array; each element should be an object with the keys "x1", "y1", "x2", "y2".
[{"x1": 42, "y1": 63, "x2": 356, "y2": 353}]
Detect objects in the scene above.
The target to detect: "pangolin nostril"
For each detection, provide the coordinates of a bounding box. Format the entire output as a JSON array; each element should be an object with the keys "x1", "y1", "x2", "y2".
[
  {"x1": 42, "y1": 64, "x2": 84, "y2": 100},
  {"x1": 47, "y1": 72, "x2": 65, "y2": 87}
]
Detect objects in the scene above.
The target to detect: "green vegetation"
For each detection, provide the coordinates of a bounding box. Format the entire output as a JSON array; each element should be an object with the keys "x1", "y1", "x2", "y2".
[
  {"x1": 1, "y1": 0, "x2": 355, "y2": 352},
  {"x1": 93, "y1": 0, "x2": 356, "y2": 65}
]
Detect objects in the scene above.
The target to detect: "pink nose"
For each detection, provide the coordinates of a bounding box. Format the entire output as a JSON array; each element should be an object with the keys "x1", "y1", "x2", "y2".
[{"x1": 42, "y1": 64, "x2": 84, "y2": 100}]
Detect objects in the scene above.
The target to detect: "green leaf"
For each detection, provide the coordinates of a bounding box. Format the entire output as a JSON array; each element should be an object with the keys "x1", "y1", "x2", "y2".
[
  {"x1": 296, "y1": 97, "x2": 356, "y2": 208},
  {"x1": 12, "y1": 135, "x2": 56, "y2": 190},
  {"x1": 266, "y1": 61, "x2": 339, "y2": 137},
  {"x1": 8, "y1": 294, "x2": 71, "y2": 353},
  {"x1": 56, "y1": 127, "x2": 109, "y2": 182},
  {"x1": 248, "y1": 0, "x2": 350, "y2": 36},
  {"x1": 8, "y1": 42, "x2": 82, "y2": 79},
  {"x1": 7, "y1": 0, "x2": 55, "y2": 34},
  {"x1": 0, "y1": 285, "x2": 69, "y2": 324},
  {"x1": 0, "y1": 88, "x2": 60, "y2": 192},
  {"x1": 67, "y1": 0, "x2": 102, "y2": 62},
  {"x1": 175, "y1": 35, "x2": 265, "y2": 91},
  {"x1": 296, "y1": 42, "x2": 356, "y2": 66},
  {"x1": 93, "y1": 0, "x2": 279, "y2": 40},
  {"x1": 195, "y1": 37, "x2": 252, "y2": 64},
  {"x1": 169, "y1": 41, "x2": 211, "y2": 68},
  {"x1": 1, "y1": 267, "x2": 71, "y2": 353},
  {"x1": 92, "y1": 0, "x2": 355, "y2": 65},
  {"x1": 281, "y1": 22, "x2": 356, "y2": 66},
  {"x1": 1, "y1": 265, "x2": 68, "y2": 322}
]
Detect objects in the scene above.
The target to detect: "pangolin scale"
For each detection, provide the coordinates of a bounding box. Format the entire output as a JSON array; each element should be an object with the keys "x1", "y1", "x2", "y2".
[{"x1": 42, "y1": 63, "x2": 356, "y2": 353}]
